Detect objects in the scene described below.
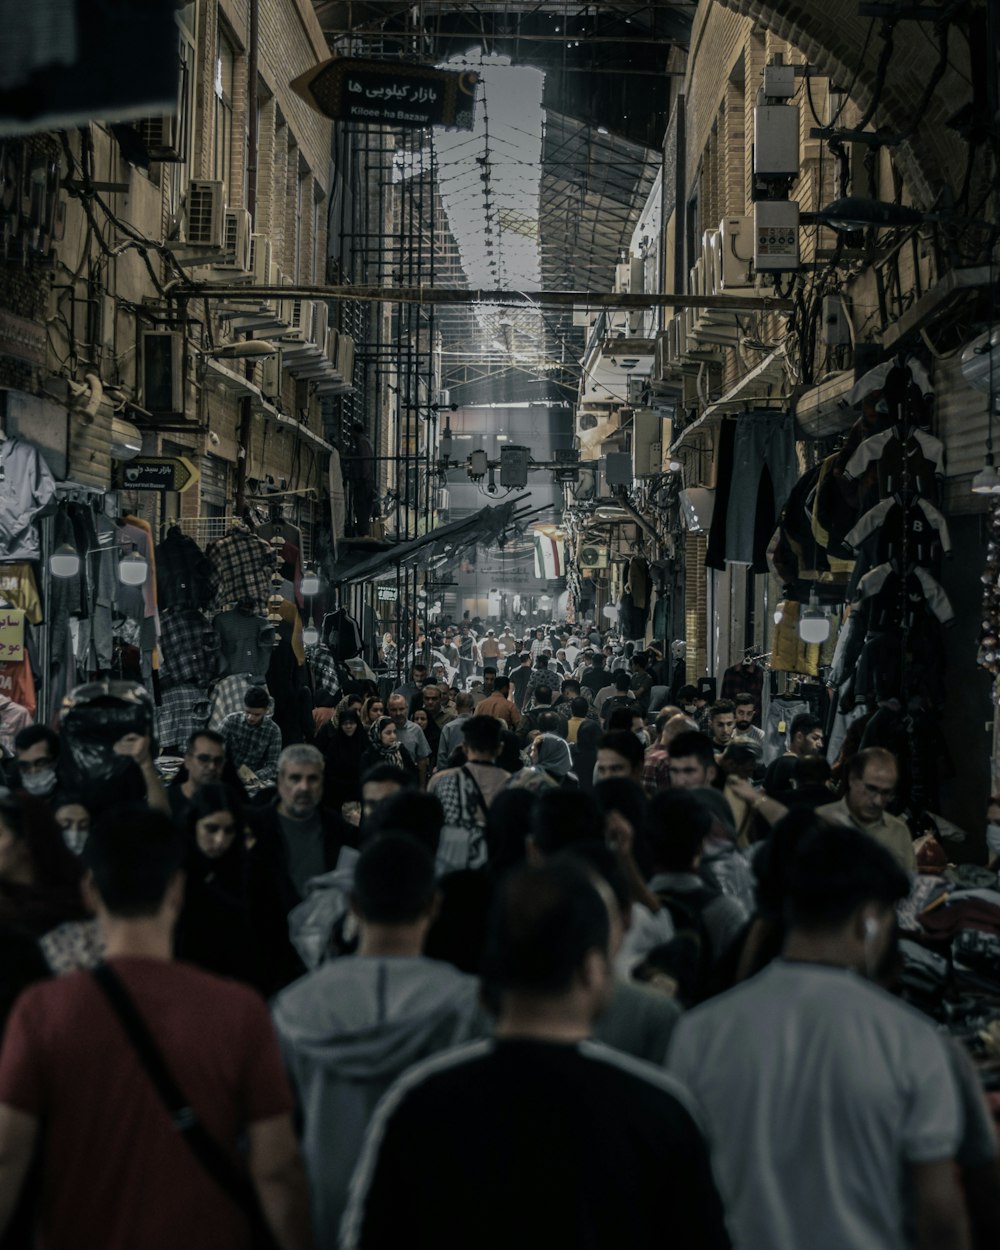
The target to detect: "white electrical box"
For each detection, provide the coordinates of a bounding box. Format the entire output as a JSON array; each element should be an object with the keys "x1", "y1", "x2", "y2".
[
  {"x1": 753, "y1": 104, "x2": 800, "y2": 177},
  {"x1": 763, "y1": 64, "x2": 795, "y2": 99},
  {"x1": 820, "y1": 294, "x2": 851, "y2": 346},
  {"x1": 753, "y1": 201, "x2": 800, "y2": 271},
  {"x1": 718, "y1": 217, "x2": 754, "y2": 288}
]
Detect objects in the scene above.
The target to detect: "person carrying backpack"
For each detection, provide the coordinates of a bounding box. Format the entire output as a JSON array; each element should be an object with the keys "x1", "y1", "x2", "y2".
[
  {"x1": 637, "y1": 789, "x2": 748, "y2": 1004},
  {"x1": 428, "y1": 714, "x2": 508, "y2": 871}
]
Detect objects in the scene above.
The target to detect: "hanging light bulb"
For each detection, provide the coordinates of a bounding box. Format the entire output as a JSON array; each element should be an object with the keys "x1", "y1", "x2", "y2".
[
  {"x1": 798, "y1": 589, "x2": 830, "y2": 645},
  {"x1": 972, "y1": 456, "x2": 1000, "y2": 495},
  {"x1": 117, "y1": 550, "x2": 149, "y2": 587},
  {"x1": 49, "y1": 544, "x2": 81, "y2": 578},
  {"x1": 302, "y1": 624, "x2": 320, "y2": 646},
  {"x1": 301, "y1": 564, "x2": 320, "y2": 597}
]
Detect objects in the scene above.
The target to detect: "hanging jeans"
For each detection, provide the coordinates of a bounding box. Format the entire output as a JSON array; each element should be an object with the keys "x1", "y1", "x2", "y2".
[
  {"x1": 725, "y1": 410, "x2": 798, "y2": 569},
  {"x1": 763, "y1": 698, "x2": 809, "y2": 764}
]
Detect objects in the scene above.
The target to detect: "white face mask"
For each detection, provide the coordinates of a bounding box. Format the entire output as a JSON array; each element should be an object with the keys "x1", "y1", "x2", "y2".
[
  {"x1": 986, "y1": 822, "x2": 1000, "y2": 857},
  {"x1": 21, "y1": 767, "x2": 57, "y2": 797}
]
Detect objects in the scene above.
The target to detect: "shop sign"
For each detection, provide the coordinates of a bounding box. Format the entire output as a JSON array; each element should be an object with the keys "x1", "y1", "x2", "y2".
[
  {"x1": 291, "y1": 58, "x2": 478, "y2": 131},
  {"x1": 117, "y1": 456, "x2": 200, "y2": 492},
  {"x1": 0, "y1": 609, "x2": 24, "y2": 661},
  {"x1": 377, "y1": 585, "x2": 399, "y2": 602}
]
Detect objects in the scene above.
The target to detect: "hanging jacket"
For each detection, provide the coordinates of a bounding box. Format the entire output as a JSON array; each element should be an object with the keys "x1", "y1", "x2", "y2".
[
  {"x1": 0, "y1": 436, "x2": 56, "y2": 560},
  {"x1": 155, "y1": 526, "x2": 216, "y2": 609}
]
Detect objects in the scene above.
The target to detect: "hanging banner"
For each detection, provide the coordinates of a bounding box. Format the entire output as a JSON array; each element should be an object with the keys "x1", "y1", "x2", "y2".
[
  {"x1": 291, "y1": 58, "x2": 478, "y2": 131},
  {"x1": 0, "y1": 609, "x2": 25, "y2": 662}
]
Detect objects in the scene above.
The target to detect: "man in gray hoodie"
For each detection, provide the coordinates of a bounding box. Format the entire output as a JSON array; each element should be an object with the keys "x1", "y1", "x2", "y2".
[{"x1": 271, "y1": 834, "x2": 485, "y2": 1247}]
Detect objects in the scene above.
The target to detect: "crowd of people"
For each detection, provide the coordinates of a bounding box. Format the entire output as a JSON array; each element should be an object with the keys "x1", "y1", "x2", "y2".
[{"x1": 0, "y1": 616, "x2": 997, "y2": 1250}]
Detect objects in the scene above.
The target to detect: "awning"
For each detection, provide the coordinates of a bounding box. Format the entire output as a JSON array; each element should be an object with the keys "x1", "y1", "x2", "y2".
[{"x1": 331, "y1": 500, "x2": 523, "y2": 586}]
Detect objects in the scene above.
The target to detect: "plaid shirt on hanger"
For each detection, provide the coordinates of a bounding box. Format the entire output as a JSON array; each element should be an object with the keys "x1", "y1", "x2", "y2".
[
  {"x1": 307, "y1": 645, "x2": 340, "y2": 698},
  {"x1": 206, "y1": 530, "x2": 276, "y2": 611},
  {"x1": 155, "y1": 684, "x2": 211, "y2": 752},
  {"x1": 159, "y1": 608, "x2": 217, "y2": 689}
]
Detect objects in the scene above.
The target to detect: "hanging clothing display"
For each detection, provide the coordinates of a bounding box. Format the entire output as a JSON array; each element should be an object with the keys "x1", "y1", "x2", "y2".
[
  {"x1": 0, "y1": 563, "x2": 42, "y2": 623},
  {"x1": 724, "y1": 410, "x2": 798, "y2": 569},
  {"x1": 206, "y1": 526, "x2": 275, "y2": 611},
  {"x1": 213, "y1": 606, "x2": 275, "y2": 679},
  {"x1": 159, "y1": 609, "x2": 218, "y2": 688},
  {"x1": 771, "y1": 601, "x2": 822, "y2": 678},
  {"x1": 843, "y1": 427, "x2": 944, "y2": 503},
  {"x1": 844, "y1": 494, "x2": 951, "y2": 570},
  {"x1": 155, "y1": 526, "x2": 216, "y2": 609},
  {"x1": 721, "y1": 661, "x2": 765, "y2": 707},
  {"x1": 854, "y1": 562, "x2": 954, "y2": 631},
  {"x1": 0, "y1": 434, "x2": 56, "y2": 561}
]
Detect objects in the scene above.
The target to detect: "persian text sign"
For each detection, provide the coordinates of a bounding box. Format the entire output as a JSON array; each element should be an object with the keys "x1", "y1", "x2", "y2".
[
  {"x1": 0, "y1": 609, "x2": 25, "y2": 662},
  {"x1": 291, "y1": 58, "x2": 478, "y2": 131}
]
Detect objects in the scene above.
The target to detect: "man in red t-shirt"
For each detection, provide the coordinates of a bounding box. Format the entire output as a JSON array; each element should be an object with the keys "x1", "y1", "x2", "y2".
[{"x1": 0, "y1": 805, "x2": 313, "y2": 1250}]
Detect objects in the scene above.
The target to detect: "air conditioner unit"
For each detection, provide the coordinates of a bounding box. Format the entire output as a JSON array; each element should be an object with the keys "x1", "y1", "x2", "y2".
[
  {"x1": 632, "y1": 408, "x2": 663, "y2": 478},
  {"x1": 336, "y1": 334, "x2": 355, "y2": 381},
  {"x1": 185, "y1": 180, "x2": 225, "y2": 248},
  {"x1": 576, "y1": 407, "x2": 620, "y2": 457},
  {"x1": 250, "y1": 233, "x2": 271, "y2": 286},
  {"x1": 283, "y1": 297, "x2": 311, "y2": 341},
  {"x1": 578, "y1": 542, "x2": 610, "y2": 570},
  {"x1": 210, "y1": 208, "x2": 251, "y2": 272},
  {"x1": 133, "y1": 115, "x2": 182, "y2": 161},
  {"x1": 793, "y1": 370, "x2": 855, "y2": 437},
  {"x1": 719, "y1": 217, "x2": 754, "y2": 289},
  {"x1": 614, "y1": 262, "x2": 631, "y2": 294},
  {"x1": 261, "y1": 350, "x2": 282, "y2": 401},
  {"x1": 326, "y1": 328, "x2": 340, "y2": 374},
  {"x1": 310, "y1": 301, "x2": 329, "y2": 348},
  {"x1": 627, "y1": 376, "x2": 648, "y2": 405},
  {"x1": 630, "y1": 256, "x2": 645, "y2": 295},
  {"x1": 703, "y1": 229, "x2": 722, "y2": 295}
]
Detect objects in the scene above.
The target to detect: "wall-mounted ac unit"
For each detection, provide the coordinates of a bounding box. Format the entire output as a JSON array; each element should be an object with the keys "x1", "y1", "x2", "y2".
[
  {"x1": 212, "y1": 208, "x2": 252, "y2": 272},
  {"x1": 576, "y1": 407, "x2": 620, "y2": 457},
  {"x1": 310, "y1": 301, "x2": 329, "y2": 348},
  {"x1": 133, "y1": 115, "x2": 182, "y2": 162},
  {"x1": 261, "y1": 350, "x2": 282, "y2": 401},
  {"x1": 140, "y1": 331, "x2": 184, "y2": 414},
  {"x1": 630, "y1": 256, "x2": 645, "y2": 296},
  {"x1": 336, "y1": 334, "x2": 355, "y2": 380},
  {"x1": 185, "y1": 180, "x2": 225, "y2": 248},
  {"x1": 250, "y1": 233, "x2": 271, "y2": 286},
  {"x1": 578, "y1": 542, "x2": 610, "y2": 570},
  {"x1": 794, "y1": 370, "x2": 855, "y2": 437},
  {"x1": 283, "y1": 298, "x2": 312, "y2": 342},
  {"x1": 632, "y1": 408, "x2": 663, "y2": 478},
  {"x1": 614, "y1": 262, "x2": 631, "y2": 294},
  {"x1": 718, "y1": 217, "x2": 754, "y2": 290},
  {"x1": 326, "y1": 328, "x2": 340, "y2": 374}
]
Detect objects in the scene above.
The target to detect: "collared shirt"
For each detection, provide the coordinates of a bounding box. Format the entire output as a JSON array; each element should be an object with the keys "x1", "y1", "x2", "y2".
[
  {"x1": 159, "y1": 608, "x2": 217, "y2": 688},
  {"x1": 395, "y1": 719, "x2": 430, "y2": 762},
  {"x1": 436, "y1": 714, "x2": 471, "y2": 769},
  {"x1": 476, "y1": 692, "x2": 521, "y2": 728},
  {"x1": 816, "y1": 797, "x2": 916, "y2": 873},
  {"x1": 220, "y1": 712, "x2": 282, "y2": 782},
  {"x1": 206, "y1": 529, "x2": 276, "y2": 612}
]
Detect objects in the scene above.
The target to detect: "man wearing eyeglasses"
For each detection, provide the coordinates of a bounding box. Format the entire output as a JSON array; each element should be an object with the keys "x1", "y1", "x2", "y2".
[
  {"x1": 817, "y1": 746, "x2": 916, "y2": 873},
  {"x1": 166, "y1": 730, "x2": 229, "y2": 822}
]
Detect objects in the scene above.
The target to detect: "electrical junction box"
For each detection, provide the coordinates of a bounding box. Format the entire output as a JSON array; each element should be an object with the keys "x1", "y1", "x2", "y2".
[
  {"x1": 604, "y1": 452, "x2": 633, "y2": 488},
  {"x1": 753, "y1": 201, "x2": 800, "y2": 271},
  {"x1": 820, "y1": 294, "x2": 851, "y2": 346},
  {"x1": 499, "y1": 444, "x2": 529, "y2": 488},
  {"x1": 753, "y1": 104, "x2": 800, "y2": 177},
  {"x1": 468, "y1": 449, "x2": 488, "y2": 480},
  {"x1": 718, "y1": 217, "x2": 754, "y2": 289},
  {"x1": 763, "y1": 64, "x2": 795, "y2": 99}
]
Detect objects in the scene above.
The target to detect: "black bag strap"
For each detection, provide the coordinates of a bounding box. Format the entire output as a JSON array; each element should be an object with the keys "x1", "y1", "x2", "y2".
[{"x1": 91, "y1": 963, "x2": 275, "y2": 1246}]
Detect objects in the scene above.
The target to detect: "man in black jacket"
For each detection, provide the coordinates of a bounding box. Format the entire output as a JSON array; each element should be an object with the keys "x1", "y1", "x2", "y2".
[{"x1": 249, "y1": 745, "x2": 353, "y2": 913}]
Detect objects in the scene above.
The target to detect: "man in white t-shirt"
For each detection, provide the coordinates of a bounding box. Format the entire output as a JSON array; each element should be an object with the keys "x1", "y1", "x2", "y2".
[{"x1": 668, "y1": 819, "x2": 969, "y2": 1250}]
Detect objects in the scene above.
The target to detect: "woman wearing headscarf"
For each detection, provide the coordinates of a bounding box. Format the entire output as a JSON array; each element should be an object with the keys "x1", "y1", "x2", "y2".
[
  {"x1": 176, "y1": 783, "x2": 303, "y2": 994},
  {"x1": 0, "y1": 791, "x2": 91, "y2": 1032},
  {"x1": 571, "y1": 718, "x2": 603, "y2": 794},
  {"x1": 517, "y1": 732, "x2": 578, "y2": 790},
  {"x1": 359, "y1": 715, "x2": 418, "y2": 783},
  {"x1": 317, "y1": 707, "x2": 367, "y2": 811}
]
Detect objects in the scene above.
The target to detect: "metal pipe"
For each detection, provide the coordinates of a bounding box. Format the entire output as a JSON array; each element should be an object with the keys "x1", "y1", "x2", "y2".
[
  {"x1": 172, "y1": 283, "x2": 794, "y2": 312},
  {"x1": 235, "y1": 0, "x2": 260, "y2": 518}
]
